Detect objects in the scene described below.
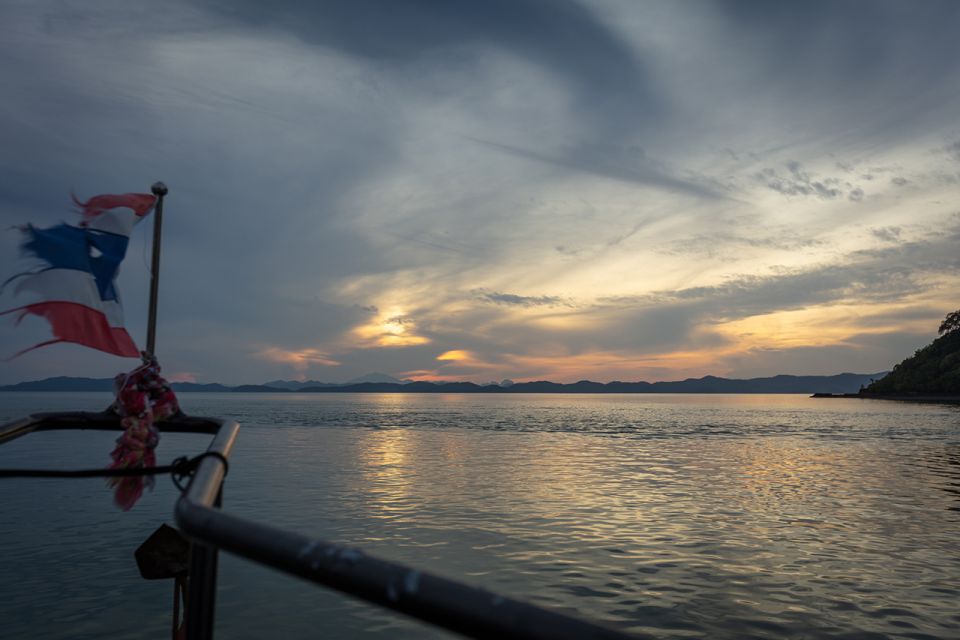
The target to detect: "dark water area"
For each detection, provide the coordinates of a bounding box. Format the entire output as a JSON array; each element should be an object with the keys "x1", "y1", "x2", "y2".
[{"x1": 1, "y1": 392, "x2": 959, "y2": 639}]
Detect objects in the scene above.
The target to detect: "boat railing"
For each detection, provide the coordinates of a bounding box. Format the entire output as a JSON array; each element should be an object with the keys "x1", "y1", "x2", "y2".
[{"x1": 1, "y1": 412, "x2": 640, "y2": 640}]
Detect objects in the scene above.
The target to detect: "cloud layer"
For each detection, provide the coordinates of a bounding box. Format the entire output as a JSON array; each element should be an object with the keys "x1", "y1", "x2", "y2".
[{"x1": 2, "y1": 1, "x2": 959, "y2": 383}]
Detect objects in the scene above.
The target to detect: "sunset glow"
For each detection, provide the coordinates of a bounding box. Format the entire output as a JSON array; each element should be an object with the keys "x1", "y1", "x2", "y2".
[
  {"x1": 257, "y1": 347, "x2": 341, "y2": 371},
  {"x1": 351, "y1": 308, "x2": 431, "y2": 348}
]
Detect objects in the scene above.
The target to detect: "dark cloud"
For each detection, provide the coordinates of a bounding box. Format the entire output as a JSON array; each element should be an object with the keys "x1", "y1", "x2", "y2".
[
  {"x1": 848, "y1": 306, "x2": 947, "y2": 329},
  {"x1": 946, "y1": 140, "x2": 960, "y2": 162},
  {"x1": 667, "y1": 265, "x2": 919, "y2": 314},
  {"x1": 662, "y1": 231, "x2": 823, "y2": 259},
  {"x1": 190, "y1": 0, "x2": 705, "y2": 206},
  {"x1": 475, "y1": 290, "x2": 569, "y2": 308},
  {"x1": 870, "y1": 226, "x2": 902, "y2": 243},
  {"x1": 757, "y1": 161, "x2": 861, "y2": 200},
  {"x1": 470, "y1": 138, "x2": 722, "y2": 199},
  {"x1": 932, "y1": 172, "x2": 960, "y2": 186},
  {"x1": 604, "y1": 227, "x2": 960, "y2": 325},
  {"x1": 0, "y1": 0, "x2": 424, "y2": 382},
  {"x1": 195, "y1": 0, "x2": 660, "y2": 136},
  {"x1": 716, "y1": 1, "x2": 960, "y2": 140},
  {"x1": 444, "y1": 296, "x2": 726, "y2": 358}
]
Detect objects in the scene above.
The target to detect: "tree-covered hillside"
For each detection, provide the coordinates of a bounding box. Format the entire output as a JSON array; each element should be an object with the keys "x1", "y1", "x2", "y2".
[{"x1": 864, "y1": 310, "x2": 960, "y2": 395}]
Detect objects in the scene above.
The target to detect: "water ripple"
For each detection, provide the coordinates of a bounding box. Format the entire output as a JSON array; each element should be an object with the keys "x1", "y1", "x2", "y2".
[{"x1": 1, "y1": 392, "x2": 958, "y2": 639}]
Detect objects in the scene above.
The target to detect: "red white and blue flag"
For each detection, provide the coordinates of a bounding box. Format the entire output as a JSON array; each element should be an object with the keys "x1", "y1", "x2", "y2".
[{"x1": 1, "y1": 193, "x2": 156, "y2": 358}]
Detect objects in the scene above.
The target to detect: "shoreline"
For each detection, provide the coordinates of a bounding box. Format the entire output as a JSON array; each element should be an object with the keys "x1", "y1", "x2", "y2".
[{"x1": 811, "y1": 393, "x2": 960, "y2": 405}]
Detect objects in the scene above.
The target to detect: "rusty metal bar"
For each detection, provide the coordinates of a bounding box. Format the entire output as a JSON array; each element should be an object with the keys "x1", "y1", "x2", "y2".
[{"x1": 175, "y1": 501, "x2": 639, "y2": 640}]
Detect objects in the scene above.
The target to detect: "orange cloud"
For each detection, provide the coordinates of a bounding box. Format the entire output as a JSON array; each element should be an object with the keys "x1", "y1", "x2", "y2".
[
  {"x1": 714, "y1": 303, "x2": 936, "y2": 350},
  {"x1": 435, "y1": 349, "x2": 502, "y2": 371},
  {"x1": 166, "y1": 371, "x2": 198, "y2": 383},
  {"x1": 257, "y1": 347, "x2": 341, "y2": 371},
  {"x1": 436, "y1": 349, "x2": 471, "y2": 361},
  {"x1": 397, "y1": 369, "x2": 454, "y2": 382}
]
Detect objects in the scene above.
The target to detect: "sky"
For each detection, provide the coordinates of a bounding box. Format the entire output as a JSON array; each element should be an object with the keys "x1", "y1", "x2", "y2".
[{"x1": 1, "y1": 0, "x2": 959, "y2": 385}]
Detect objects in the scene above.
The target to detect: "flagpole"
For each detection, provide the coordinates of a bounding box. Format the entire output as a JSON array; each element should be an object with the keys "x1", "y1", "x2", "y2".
[{"x1": 145, "y1": 181, "x2": 168, "y2": 356}]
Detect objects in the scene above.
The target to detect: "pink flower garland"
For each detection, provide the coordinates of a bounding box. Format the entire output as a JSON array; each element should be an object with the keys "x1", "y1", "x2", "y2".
[{"x1": 108, "y1": 353, "x2": 180, "y2": 510}]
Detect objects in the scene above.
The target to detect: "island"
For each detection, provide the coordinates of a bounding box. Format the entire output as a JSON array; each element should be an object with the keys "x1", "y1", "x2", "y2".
[{"x1": 860, "y1": 308, "x2": 960, "y2": 400}]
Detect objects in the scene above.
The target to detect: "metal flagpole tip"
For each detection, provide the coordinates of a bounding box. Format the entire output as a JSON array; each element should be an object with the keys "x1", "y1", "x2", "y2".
[{"x1": 151, "y1": 182, "x2": 169, "y2": 197}]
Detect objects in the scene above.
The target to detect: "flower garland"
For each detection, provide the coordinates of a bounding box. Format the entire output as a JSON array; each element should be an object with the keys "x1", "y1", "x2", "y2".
[{"x1": 108, "y1": 353, "x2": 180, "y2": 510}]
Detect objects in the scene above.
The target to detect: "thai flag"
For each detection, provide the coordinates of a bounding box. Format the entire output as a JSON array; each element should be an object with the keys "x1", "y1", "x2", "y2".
[{"x1": 2, "y1": 193, "x2": 156, "y2": 358}]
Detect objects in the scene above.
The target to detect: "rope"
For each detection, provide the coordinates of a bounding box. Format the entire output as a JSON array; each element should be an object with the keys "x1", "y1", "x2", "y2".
[{"x1": 0, "y1": 451, "x2": 229, "y2": 493}]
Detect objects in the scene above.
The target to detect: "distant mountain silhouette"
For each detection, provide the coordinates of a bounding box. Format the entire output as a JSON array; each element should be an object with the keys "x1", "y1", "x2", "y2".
[
  {"x1": 230, "y1": 384, "x2": 292, "y2": 393},
  {"x1": 300, "y1": 373, "x2": 884, "y2": 394},
  {"x1": 262, "y1": 379, "x2": 338, "y2": 390},
  {"x1": 0, "y1": 376, "x2": 117, "y2": 392},
  {"x1": 262, "y1": 373, "x2": 404, "y2": 389},
  {"x1": 1, "y1": 372, "x2": 885, "y2": 394},
  {"x1": 0, "y1": 377, "x2": 234, "y2": 392},
  {"x1": 344, "y1": 372, "x2": 405, "y2": 385},
  {"x1": 165, "y1": 382, "x2": 233, "y2": 392}
]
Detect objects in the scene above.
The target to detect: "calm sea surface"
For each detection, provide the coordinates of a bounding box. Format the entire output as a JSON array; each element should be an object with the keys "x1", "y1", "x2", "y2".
[{"x1": 1, "y1": 392, "x2": 958, "y2": 639}]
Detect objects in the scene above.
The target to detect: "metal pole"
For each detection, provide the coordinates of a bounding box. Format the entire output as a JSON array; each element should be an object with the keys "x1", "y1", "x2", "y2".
[
  {"x1": 185, "y1": 488, "x2": 222, "y2": 640},
  {"x1": 146, "y1": 181, "x2": 168, "y2": 355}
]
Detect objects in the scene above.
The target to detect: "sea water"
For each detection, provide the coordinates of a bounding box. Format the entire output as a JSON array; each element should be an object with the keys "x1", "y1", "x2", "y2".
[{"x1": 0, "y1": 392, "x2": 958, "y2": 639}]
